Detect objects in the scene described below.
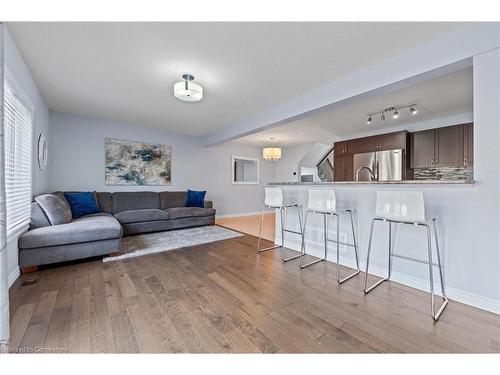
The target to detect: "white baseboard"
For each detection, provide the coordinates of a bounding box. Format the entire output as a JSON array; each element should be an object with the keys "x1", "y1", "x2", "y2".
[
  {"x1": 8, "y1": 267, "x2": 20, "y2": 288},
  {"x1": 279, "y1": 237, "x2": 500, "y2": 316},
  {"x1": 216, "y1": 210, "x2": 273, "y2": 219}
]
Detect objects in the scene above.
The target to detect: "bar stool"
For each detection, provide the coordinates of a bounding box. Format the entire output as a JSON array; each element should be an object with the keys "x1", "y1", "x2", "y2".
[
  {"x1": 299, "y1": 189, "x2": 361, "y2": 284},
  {"x1": 257, "y1": 187, "x2": 304, "y2": 262},
  {"x1": 363, "y1": 190, "x2": 448, "y2": 321}
]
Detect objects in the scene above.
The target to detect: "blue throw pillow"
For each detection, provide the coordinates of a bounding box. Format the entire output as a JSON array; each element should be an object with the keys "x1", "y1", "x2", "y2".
[
  {"x1": 186, "y1": 189, "x2": 206, "y2": 208},
  {"x1": 64, "y1": 192, "x2": 100, "y2": 218}
]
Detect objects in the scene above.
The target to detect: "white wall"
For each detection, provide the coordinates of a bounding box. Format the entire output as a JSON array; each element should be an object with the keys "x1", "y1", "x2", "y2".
[
  {"x1": 273, "y1": 49, "x2": 500, "y2": 314},
  {"x1": 48, "y1": 111, "x2": 275, "y2": 217},
  {"x1": 4, "y1": 26, "x2": 50, "y2": 286}
]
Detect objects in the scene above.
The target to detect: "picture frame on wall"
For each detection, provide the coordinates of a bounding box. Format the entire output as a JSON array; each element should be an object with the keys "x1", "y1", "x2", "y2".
[{"x1": 105, "y1": 138, "x2": 172, "y2": 185}]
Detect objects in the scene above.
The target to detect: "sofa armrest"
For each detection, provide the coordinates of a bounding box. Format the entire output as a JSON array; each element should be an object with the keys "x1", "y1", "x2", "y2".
[{"x1": 204, "y1": 200, "x2": 213, "y2": 209}]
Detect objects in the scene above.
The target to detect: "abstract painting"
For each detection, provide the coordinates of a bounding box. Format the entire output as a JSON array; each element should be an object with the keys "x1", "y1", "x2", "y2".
[{"x1": 105, "y1": 138, "x2": 171, "y2": 185}]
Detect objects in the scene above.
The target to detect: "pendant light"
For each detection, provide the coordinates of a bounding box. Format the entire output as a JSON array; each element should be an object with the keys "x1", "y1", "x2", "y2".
[
  {"x1": 174, "y1": 74, "x2": 203, "y2": 102},
  {"x1": 263, "y1": 137, "x2": 282, "y2": 161}
]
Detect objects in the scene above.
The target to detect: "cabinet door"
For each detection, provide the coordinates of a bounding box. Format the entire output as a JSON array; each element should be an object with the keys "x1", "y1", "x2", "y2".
[
  {"x1": 410, "y1": 130, "x2": 435, "y2": 168},
  {"x1": 380, "y1": 131, "x2": 407, "y2": 151},
  {"x1": 463, "y1": 123, "x2": 474, "y2": 167},
  {"x1": 334, "y1": 141, "x2": 347, "y2": 156},
  {"x1": 334, "y1": 156, "x2": 345, "y2": 181},
  {"x1": 347, "y1": 140, "x2": 358, "y2": 155},
  {"x1": 357, "y1": 137, "x2": 375, "y2": 153},
  {"x1": 345, "y1": 155, "x2": 354, "y2": 181},
  {"x1": 334, "y1": 155, "x2": 354, "y2": 181},
  {"x1": 435, "y1": 125, "x2": 464, "y2": 167}
]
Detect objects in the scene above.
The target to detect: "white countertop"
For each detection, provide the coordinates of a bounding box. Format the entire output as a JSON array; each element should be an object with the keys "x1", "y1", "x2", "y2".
[{"x1": 269, "y1": 180, "x2": 473, "y2": 185}]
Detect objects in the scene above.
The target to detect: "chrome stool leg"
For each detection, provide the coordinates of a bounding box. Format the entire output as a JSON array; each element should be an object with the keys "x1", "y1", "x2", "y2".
[
  {"x1": 300, "y1": 211, "x2": 327, "y2": 269},
  {"x1": 427, "y1": 219, "x2": 448, "y2": 321},
  {"x1": 364, "y1": 218, "x2": 390, "y2": 294},
  {"x1": 337, "y1": 209, "x2": 361, "y2": 284},
  {"x1": 281, "y1": 205, "x2": 303, "y2": 262},
  {"x1": 256, "y1": 206, "x2": 280, "y2": 253}
]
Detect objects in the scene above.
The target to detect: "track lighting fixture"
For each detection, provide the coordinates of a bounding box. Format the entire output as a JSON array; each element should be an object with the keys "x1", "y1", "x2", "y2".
[{"x1": 365, "y1": 104, "x2": 417, "y2": 126}]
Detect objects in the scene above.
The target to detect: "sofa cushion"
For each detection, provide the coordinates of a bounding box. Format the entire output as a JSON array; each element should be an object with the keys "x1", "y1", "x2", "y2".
[
  {"x1": 64, "y1": 192, "x2": 100, "y2": 218},
  {"x1": 29, "y1": 202, "x2": 51, "y2": 229},
  {"x1": 168, "y1": 207, "x2": 216, "y2": 220},
  {"x1": 35, "y1": 194, "x2": 73, "y2": 225},
  {"x1": 96, "y1": 192, "x2": 113, "y2": 213},
  {"x1": 186, "y1": 189, "x2": 206, "y2": 208},
  {"x1": 160, "y1": 191, "x2": 186, "y2": 209},
  {"x1": 112, "y1": 192, "x2": 160, "y2": 213},
  {"x1": 19, "y1": 213, "x2": 122, "y2": 249},
  {"x1": 113, "y1": 209, "x2": 170, "y2": 224}
]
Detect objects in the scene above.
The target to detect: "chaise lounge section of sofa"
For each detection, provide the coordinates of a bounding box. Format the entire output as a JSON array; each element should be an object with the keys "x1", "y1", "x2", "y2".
[{"x1": 18, "y1": 191, "x2": 215, "y2": 272}]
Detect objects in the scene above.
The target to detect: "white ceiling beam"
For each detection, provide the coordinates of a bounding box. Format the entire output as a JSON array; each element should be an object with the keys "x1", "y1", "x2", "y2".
[{"x1": 201, "y1": 23, "x2": 500, "y2": 146}]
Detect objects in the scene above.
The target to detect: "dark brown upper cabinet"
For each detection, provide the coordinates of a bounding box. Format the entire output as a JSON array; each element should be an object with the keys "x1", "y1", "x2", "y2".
[
  {"x1": 410, "y1": 129, "x2": 435, "y2": 168},
  {"x1": 335, "y1": 130, "x2": 408, "y2": 156},
  {"x1": 333, "y1": 155, "x2": 353, "y2": 181},
  {"x1": 378, "y1": 131, "x2": 408, "y2": 151},
  {"x1": 334, "y1": 140, "x2": 357, "y2": 156},
  {"x1": 356, "y1": 137, "x2": 374, "y2": 153},
  {"x1": 410, "y1": 123, "x2": 473, "y2": 169},
  {"x1": 435, "y1": 125, "x2": 464, "y2": 167},
  {"x1": 463, "y1": 123, "x2": 474, "y2": 167}
]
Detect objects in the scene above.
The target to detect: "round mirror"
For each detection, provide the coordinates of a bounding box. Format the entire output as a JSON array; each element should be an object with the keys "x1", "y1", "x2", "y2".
[{"x1": 37, "y1": 133, "x2": 48, "y2": 171}]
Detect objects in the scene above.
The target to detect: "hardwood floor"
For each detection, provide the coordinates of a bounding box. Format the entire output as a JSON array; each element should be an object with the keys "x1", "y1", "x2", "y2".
[
  {"x1": 8, "y1": 232, "x2": 500, "y2": 353},
  {"x1": 215, "y1": 212, "x2": 275, "y2": 241}
]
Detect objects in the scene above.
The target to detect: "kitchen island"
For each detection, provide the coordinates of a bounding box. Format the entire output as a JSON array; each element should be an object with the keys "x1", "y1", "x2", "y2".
[{"x1": 267, "y1": 180, "x2": 490, "y2": 312}]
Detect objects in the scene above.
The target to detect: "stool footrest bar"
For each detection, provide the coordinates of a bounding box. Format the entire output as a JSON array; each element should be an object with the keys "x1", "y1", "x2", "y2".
[
  {"x1": 433, "y1": 298, "x2": 449, "y2": 321},
  {"x1": 257, "y1": 245, "x2": 280, "y2": 253},
  {"x1": 338, "y1": 269, "x2": 360, "y2": 284},
  {"x1": 364, "y1": 277, "x2": 389, "y2": 294},
  {"x1": 283, "y1": 229, "x2": 303, "y2": 235},
  {"x1": 282, "y1": 253, "x2": 302, "y2": 262},
  {"x1": 300, "y1": 257, "x2": 326, "y2": 269}
]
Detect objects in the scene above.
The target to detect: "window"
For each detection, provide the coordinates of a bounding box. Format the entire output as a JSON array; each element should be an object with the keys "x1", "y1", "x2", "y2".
[{"x1": 3, "y1": 80, "x2": 33, "y2": 237}]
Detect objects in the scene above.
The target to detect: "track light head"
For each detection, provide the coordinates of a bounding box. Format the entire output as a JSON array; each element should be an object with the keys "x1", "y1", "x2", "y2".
[
  {"x1": 410, "y1": 106, "x2": 418, "y2": 115},
  {"x1": 366, "y1": 115, "x2": 372, "y2": 125},
  {"x1": 393, "y1": 109, "x2": 399, "y2": 119}
]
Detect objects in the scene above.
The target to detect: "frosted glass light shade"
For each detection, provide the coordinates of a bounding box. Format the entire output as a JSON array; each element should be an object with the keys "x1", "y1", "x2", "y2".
[
  {"x1": 174, "y1": 81, "x2": 203, "y2": 102},
  {"x1": 263, "y1": 147, "x2": 282, "y2": 161}
]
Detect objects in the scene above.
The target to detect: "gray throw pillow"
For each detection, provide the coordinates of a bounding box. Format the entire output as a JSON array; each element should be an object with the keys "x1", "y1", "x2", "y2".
[
  {"x1": 29, "y1": 202, "x2": 51, "y2": 229},
  {"x1": 35, "y1": 194, "x2": 73, "y2": 225}
]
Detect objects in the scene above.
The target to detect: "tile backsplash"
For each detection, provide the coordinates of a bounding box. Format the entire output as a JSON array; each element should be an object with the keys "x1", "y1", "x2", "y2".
[{"x1": 413, "y1": 167, "x2": 474, "y2": 181}]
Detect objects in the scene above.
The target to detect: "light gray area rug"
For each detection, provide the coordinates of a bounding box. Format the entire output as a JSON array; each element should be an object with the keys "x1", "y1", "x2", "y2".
[{"x1": 103, "y1": 225, "x2": 243, "y2": 262}]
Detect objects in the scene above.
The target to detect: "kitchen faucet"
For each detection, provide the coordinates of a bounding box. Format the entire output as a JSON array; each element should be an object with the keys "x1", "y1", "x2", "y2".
[{"x1": 356, "y1": 166, "x2": 376, "y2": 181}]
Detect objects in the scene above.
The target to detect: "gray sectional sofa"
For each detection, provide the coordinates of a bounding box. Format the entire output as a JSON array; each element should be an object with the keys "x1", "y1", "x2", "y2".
[{"x1": 18, "y1": 191, "x2": 215, "y2": 271}]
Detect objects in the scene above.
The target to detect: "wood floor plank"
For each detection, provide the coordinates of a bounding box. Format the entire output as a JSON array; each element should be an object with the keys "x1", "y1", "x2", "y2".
[
  {"x1": 8, "y1": 233, "x2": 500, "y2": 353},
  {"x1": 8, "y1": 302, "x2": 36, "y2": 350},
  {"x1": 19, "y1": 290, "x2": 58, "y2": 352}
]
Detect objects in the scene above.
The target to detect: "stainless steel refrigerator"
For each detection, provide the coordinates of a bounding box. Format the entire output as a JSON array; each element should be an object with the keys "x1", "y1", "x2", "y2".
[{"x1": 353, "y1": 149, "x2": 404, "y2": 181}]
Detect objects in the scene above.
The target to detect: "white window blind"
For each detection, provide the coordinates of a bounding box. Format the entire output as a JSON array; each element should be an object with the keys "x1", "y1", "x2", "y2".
[{"x1": 3, "y1": 81, "x2": 33, "y2": 237}]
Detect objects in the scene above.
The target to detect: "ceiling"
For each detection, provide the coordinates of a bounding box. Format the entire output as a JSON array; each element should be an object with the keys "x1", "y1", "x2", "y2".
[
  {"x1": 236, "y1": 67, "x2": 473, "y2": 147},
  {"x1": 7, "y1": 22, "x2": 468, "y2": 137}
]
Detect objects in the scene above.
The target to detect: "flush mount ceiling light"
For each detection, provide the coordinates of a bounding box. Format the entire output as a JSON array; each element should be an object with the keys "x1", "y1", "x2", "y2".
[
  {"x1": 365, "y1": 104, "x2": 417, "y2": 125},
  {"x1": 174, "y1": 73, "x2": 203, "y2": 102},
  {"x1": 263, "y1": 137, "x2": 282, "y2": 161}
]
